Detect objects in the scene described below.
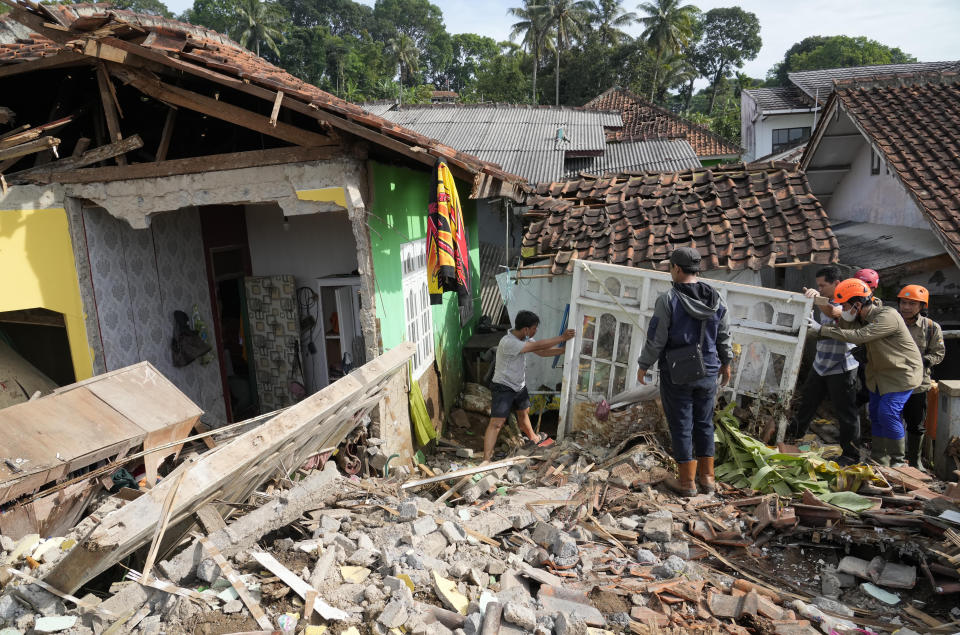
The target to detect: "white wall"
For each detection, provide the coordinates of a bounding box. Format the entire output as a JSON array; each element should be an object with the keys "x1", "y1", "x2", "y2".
[
  {"x1": 752, "y1": 112, "x2": 818, "y2": 161},
  {"x1": 829, "y1": 143, "x2": 928, "y2": 229}
]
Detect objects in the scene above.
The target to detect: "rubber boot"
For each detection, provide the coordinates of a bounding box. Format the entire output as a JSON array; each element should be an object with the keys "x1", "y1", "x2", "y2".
[
  {"x1": 906, "y1": 433, "x2": 924, "y2": 469},
  {"x1": 888, "y1": 437, "x2": 907, "y2": 468},
  {"x1": 663, "y1": 460, "x2": 698, "y2": 497},
  {"x1": 871, "y1": 437, "x2": 890, "y2": 467},
  {"x1": 697, "y1": 456, "x2": 716, "y2": 494}
]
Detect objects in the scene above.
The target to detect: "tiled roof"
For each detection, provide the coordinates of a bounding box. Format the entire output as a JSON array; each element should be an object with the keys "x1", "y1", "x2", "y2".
[
  {"x1": 750, "y1": 142, "x2": 807, "y2": 165},
  {"x1": 585, "y1": 87, "x2": 741, "y2": 158},
  {"x1": 828, "y1": 71, "x2": 960, "y2": 266},
  {"x1": 788, "y1": 61, "x2": 960, "y2": 103},
  {"x1": 522, "y1": 164, "x2": 837, "y2": 274},
  {"x1": 743, "y1": 86, "x2": 813, "y2": 111},
  {"x1": 0, "y1": 4, "x2": 526, "y2": 194}
]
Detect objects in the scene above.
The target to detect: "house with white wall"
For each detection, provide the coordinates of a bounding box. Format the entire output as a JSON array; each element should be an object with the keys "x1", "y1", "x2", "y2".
[{"x1": 742, "y1": 61, "x2": 959, "y2": 163}]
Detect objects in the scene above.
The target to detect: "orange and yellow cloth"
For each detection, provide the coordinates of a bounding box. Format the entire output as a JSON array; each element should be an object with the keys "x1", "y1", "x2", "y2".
[{"x1": 427, "y1": 161, "x2": 471, "y2": 312}]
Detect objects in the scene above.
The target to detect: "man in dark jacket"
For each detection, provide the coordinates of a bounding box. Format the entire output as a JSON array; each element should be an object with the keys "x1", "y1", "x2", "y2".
[{"x1": 637, "y1": 247, "x2": 733, "y2": 497}]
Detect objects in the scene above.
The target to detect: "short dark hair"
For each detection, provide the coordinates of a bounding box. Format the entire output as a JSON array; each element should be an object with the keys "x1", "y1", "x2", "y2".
[
  {"x1": 815, "y1": 266, "x2": 841, "y2": 283},
  {"x1": 515, "y1": 310, "x2": 540, "y2": 330}
]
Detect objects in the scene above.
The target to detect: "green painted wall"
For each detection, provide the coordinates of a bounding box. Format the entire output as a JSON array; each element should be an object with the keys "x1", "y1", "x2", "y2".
[{"x1": 368, "y1": 160, "x2": 481, "y2": 413}]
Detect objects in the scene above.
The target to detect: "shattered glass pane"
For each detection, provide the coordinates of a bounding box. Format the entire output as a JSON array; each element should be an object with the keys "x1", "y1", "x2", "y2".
[
  {"x1": 592, "y1": 361, "x2": 611, "y2": 395},
  {"x1": 597, "y1": 313, "x2": 616, "y2": 359},
  {"x1": 765, "y1": 352, "x2": 786, "y2": 391},
  {"x1": 581, "y1": 339, "x2": 594, "y2": 356},
  {"x1": 578, "y1": 359, "x2": 591, "y2": 392},
  {"x1": 582, "y1": 315, "x2": 596, "y2": 340},
  {"x1": 616, "y1": 322, "x2": 633, "y2": 362}
]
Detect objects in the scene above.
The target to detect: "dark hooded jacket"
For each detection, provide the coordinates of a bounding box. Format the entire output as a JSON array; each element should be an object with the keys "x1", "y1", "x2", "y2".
[{"x1": 637, "y1": 281, "x2": 733, "y2": 378}]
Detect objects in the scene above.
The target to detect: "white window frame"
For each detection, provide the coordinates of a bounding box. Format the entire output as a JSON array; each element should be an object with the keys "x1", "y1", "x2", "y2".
[{"x1": 401, "y1": 239, "x2": 435, "y2": 379}]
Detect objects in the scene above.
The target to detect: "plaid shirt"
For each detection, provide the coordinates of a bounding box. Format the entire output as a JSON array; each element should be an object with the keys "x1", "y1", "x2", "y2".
[{"x1": 812, "y1": 307, "x2": 858, "y2": 376}]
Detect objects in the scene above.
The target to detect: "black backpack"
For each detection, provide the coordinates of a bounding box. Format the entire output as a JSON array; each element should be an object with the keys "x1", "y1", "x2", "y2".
[{"x1": 171, "y1": 310, "x2": 211, "y2": 367}]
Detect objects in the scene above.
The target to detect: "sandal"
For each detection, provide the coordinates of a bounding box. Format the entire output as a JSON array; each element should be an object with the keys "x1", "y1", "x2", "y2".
[{"x1": 526, "y1": 432, "x2": 555, "y2": 449}]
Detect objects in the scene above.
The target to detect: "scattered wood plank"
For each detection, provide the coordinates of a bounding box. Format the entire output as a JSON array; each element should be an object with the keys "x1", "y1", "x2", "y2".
[
  {"x1": 250, "y1": 551, "x2": 348, "y2": 621},
  {"x1": 0, "y1": 136, "x2": 59, "y2": 162},
  {"x1": 108, "y1": 64, "x2": 335, "y2": 148},
  {"x1": 402, "y1": 457, "x2": 528, "y2": 490},
  {"x1": 196, "y1": 534, "x2": 272, "y2": 630},
  {"x1": 139, "y1": 470, "x2": 186, "y2": 585},
  {"x1": 268, "y1": 90, "x2": 283, "y2": 127},
  {"x1": 95, "y1": 64, "x2": 126, "y2": 165},
  {"x1": 46, "y1": 343, "x2": 414, "y2": 594}
]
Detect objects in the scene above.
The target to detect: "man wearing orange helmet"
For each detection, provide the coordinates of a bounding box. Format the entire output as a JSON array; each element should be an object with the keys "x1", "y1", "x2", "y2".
[
  {"x1": 897, "y1": 284, "x2": 945, "y2": 468},
  {"x1": 807, "y1": 278, "x2": 923, "y2": 466}
]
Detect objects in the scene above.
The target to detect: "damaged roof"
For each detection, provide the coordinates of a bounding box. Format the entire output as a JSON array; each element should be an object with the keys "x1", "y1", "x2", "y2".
[
  {"x1": 0, "y1": 2, "x2": 526, "y2": 198},
  {"x1": 365, "y1": 102, "x2": 700, "y2": 183},
  {"x1": 585, "y1": 87, "x2": 741, "y2": 159},
  {"x1": 522, "y1": 164, "x2": 838, "y2": 274},
  {"x1": 806, "y1": 71, "x2": 960, "y2": 267}
]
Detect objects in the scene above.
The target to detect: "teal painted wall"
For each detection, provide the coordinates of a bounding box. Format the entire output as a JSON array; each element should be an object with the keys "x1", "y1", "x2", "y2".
[{"x1": 368, "y1": 161, "x2": 481, "y2": 413}]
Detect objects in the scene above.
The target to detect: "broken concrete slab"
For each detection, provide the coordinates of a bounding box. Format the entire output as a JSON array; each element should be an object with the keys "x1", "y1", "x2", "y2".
[
  {"x1": 877, "y1": 562, "x2": 916, "y2": 589},
  {"x1": 431, "y1": 571, "x2": 469, "y2": 615},
  {"x1": 537, "y1": 586, "x2": 604, "y2": 626}
]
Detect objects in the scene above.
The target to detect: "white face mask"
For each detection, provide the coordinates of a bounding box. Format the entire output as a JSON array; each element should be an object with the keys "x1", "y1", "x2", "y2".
[{"x1": 841, "y1": 306, "x2": 858, "y2": 322}]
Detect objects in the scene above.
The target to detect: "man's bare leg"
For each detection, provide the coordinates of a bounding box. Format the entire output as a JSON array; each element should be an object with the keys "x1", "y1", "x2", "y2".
[
  {"x1": 484, "y1": 416, "x2": 506, "y2": 462},
  {"x1": 516, "y1": 408, "x2": 540, "y2": 442}
]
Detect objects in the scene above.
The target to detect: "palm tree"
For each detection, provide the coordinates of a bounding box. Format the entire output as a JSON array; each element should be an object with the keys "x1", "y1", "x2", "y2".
[
  {"x1": 654, "y1": 51, "x2": 696, "y2": 102},
  {"x1": 637, "y1": 0, "x2": 698, "y2": 101},
  {"x1": 232, "y1": 0, "x2": 287, "y2": 59},
  {"x1": 387, "y1": 32, "x2": 420, "y2": 104},
  {"x1": 508, "y1": 1, "x2": 554, "y2": 104},
  {"x1": 589, "y1": 0, "x2": 636, "y2": 47},
  {"x1": 539, "y1": 0, "x2": 591, "y2": 106}
]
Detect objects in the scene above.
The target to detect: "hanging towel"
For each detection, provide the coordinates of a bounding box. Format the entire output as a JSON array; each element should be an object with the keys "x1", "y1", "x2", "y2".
[{"x1": 427, "y1": 161, "x2": 472, "y2": 317}]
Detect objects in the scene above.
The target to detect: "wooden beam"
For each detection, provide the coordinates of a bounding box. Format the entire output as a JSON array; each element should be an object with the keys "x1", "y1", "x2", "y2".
[
  {"x1": 0, "y1": 136, "x2": 59, "y2": 162},
  {"x1": 95, "y1": 64, "x2": 125, "y2": 165},
  {"x1": 156, "y1": 107, "x2": 176, "y2": 162},
  {"x1": 108, "y1": 65, "x2": 335, "y2": 148},
  {"x1": 269, "y1": 91, "x2": 283, "y2": 127},
  {"x1": 806, "y1": 165, "x2": 851, "y2": 173},
  {"x1": 26, "y1": 144, "x2": 341, "y2": 185},
  {"x1": 0, "y1": 52, "x2": 91, "y2": 80},
  {"x1": 3, "y1": 8, "x2": 74, "y2": 45},
  {"x1": 71, "y1": 137, "x2": 91, "y2": 158},
  {"x1": 10, "y1": 135, "x2": 143, "y2": 182}
]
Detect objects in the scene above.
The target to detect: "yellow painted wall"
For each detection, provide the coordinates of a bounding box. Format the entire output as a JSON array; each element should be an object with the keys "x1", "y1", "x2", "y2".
[{"x1": 0, "y1": 207, "x2": 93, "y2": 380}]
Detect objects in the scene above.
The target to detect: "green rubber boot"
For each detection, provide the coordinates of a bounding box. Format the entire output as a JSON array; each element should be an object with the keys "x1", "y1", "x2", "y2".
[
  {"x1": 906, "y1": 433, "x2": 924, "y2": 468},
  {"x1": 871, "y1": 437, "x2": 890, "y2": 466},
  {"x1": 889, "y1": 437, "x2": 907, "y2": 468}
]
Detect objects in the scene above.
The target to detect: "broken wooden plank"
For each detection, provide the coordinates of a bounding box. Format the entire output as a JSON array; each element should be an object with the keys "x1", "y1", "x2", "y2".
[
  {"x1": 24, "y1": 144, "x2": 339, "y2": 184},
  {"x1": 139, "y1": 470, "x2": 186, "y2": 585},
  {"x1": 10, "y1": 135, "x2": 144, "y2": 181},
  {"x1": 155, "y1": 107, "x2": 176, "y2": 162},
  {"x1": 268, "y1": 90, "x2": 283, "y2": 127},
  {"x1": 108, "y1": 64, "x2": 335, "y2": 148},
  {"x1": 0, "y1": 136, "x2": 59, "y2": 162},
  {"x1": 95, "y1": 63, "x2": 126, "y2": 165},
  {"x1": 250, "y1": 551, "x2": 348, "y2": 621},
  {"x1": 401, "y1": 457, "x2": 528, "y2": 490},
  {"x1": 46, "y1": 343, "x2": 414, "y2": 594},
  {"x1": 197, "y1": 534, "x2": 272, "y2": 630}
]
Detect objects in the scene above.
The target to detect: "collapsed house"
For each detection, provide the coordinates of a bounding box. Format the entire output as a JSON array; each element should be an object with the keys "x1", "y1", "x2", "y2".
[{"x1": 0, "y1": 0, "x2": 530, "y2": 469}]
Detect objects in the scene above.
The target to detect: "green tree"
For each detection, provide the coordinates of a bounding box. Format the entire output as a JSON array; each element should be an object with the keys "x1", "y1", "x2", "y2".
[
  {"x1": 474, "y1": 42, "x2": 532, "y2": 103},
  {"x1": 387, "y1": 32, "x2": 420, "y2": 100},
  {"x1": 232, "y1": 0, "x2": 288, "y2": 58},
  {"x1": 181, "y1": 0, "x2": 237, "y2": 33},
  {"x1": 694, "y1": 7, "x2": 760, "y2": 113},
  {"x1": 769, "y1": 35, "x2": 916, "y2": 85},
  {"x1": 637, "y1": 0, "x2": 699, "y2": 101},
  {"x1": 108, "y1": 0, "x2": 173, "y2": 18},
  {"x1": 373, "y1": 0, "x2": 451, "y2": 85},
  {"x1": 508, "y1": 1, "x2": 555, "y2": 104},
  {"x1": 588, "y1": 0, "x2": 636, "y2": 47},
  {"x1": 539, "y1": 0, "x2": 592, "y2": 106},
  {"x1": 445, "y1": 33, "x2": 500, "y2": 93}
]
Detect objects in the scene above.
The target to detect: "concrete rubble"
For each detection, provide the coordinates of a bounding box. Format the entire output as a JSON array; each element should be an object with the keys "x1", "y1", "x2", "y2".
[{"x1": 1, "y1": 364, "x2": 959, "y2": 634}]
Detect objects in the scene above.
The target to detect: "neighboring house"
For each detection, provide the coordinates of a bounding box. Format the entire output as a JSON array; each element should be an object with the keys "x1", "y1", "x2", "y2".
[
  {"x1": 585, "y1": 87, "x2": 742, "y2": 166},
  {"x1": 430, "y1": 90, "x2": 458, "y2": 103},
  {"x1": 363, "y1": 101, "x2": 701, "y2": 325},
  {"x1": 502, "y1": 162, "x2": 836, "y2": 395},
  {"x1": 742, "y1": 60, "x2": 959, "y2": 162},
  {"x1": 0, "y1": 4, "x2": 525, "y2": 462},
  {"x1": 800, "y1": 71, "x2": 960, "y2": 339}
]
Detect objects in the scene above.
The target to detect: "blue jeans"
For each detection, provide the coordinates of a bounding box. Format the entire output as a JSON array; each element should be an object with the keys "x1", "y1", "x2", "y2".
[
  {"x1": 868, "y1": 389, "x2": 912, "y2": 440},
  {"x1": 659, "y1": 371, "x2": 719, "y2": 462}
]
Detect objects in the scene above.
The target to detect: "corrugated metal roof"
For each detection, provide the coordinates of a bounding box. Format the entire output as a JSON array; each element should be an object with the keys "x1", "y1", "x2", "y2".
[
  {"x1": 788, "y1": 61, "x2": 960, "y2": 102},
  {"x1": 563, "y1": 139, "x2": 700, "y2": 178}
]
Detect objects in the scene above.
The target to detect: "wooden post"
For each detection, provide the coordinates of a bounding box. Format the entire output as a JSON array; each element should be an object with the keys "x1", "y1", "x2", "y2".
[
  {"x1": 155, "y1": 107, "x2": 176, "y2": 162},
  {"x1": 96, "y1": 63, "x2": 126, "y2": 165}
]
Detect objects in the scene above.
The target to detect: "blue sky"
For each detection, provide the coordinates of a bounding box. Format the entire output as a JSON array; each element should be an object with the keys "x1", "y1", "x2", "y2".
[{"x1": 163, "y1": 0, "x2": 960, "y2": 80}]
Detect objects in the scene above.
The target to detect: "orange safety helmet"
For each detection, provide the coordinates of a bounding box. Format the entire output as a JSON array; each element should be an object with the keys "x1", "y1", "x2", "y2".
[
  {"x1": 833, "y1": 278, "x2": 872, "y2": 304},
  {"x1": 854, "y1": 268, "x2": 879, "y2": 289},
  {"x1": 897, "y1": 284, "x2": 930, "y2": 305}
]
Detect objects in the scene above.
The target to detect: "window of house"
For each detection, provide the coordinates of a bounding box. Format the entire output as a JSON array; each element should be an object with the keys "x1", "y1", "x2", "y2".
[
  {"x1": 771, "y1": 126, "x2": 811, "y2": 153},
  {"x1": 577, "y1": 311, "x2": 634, "y2": 398},
  {"x1": 401, "y1": 239, "x2": 434, "y2": 379}
]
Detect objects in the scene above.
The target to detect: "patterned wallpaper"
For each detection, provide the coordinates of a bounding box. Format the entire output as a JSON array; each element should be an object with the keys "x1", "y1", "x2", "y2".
[
  {"x1": 82, "y1": 207, "x2": 227, "y2": 425},
  {"x1": 244, "y1": 275, "x2": 302, "y2": 411}
]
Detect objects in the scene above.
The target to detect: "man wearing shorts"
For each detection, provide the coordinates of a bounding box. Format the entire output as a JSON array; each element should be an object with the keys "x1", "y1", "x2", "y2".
[{"x1": 483, "y1": 310, "x2": 575, "y2": 462}]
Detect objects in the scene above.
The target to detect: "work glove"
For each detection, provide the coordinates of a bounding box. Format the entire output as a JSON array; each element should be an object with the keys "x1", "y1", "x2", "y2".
[{"x1": 806, "y1": 315, "x2": 822, "y2": 334}]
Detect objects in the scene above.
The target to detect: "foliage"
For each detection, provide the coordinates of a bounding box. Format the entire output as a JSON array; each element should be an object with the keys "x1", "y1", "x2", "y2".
[
  {"x1": 769, "y1": 35, "x2": 917, "y2": 85},
  {"x1": 508, "y1": 0, "x2": 555, "y2": 103},
  {"x1": 107, "y1": 0, "x2": 173, "y2": 17},
  {"x1": 538, "y1": 0, "x2": 592, "y2": 106},
  {"x1": 588, "y1": 0, "x2": 635, "y2": 47},
  {"x1": 694, "y1": 7, "x2": 760, "y2": 113},
  {"x1": 637, "y1": 0, "x2": 699, "y2": 100}
]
